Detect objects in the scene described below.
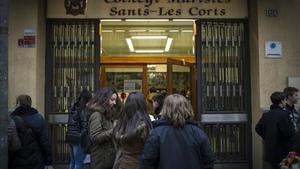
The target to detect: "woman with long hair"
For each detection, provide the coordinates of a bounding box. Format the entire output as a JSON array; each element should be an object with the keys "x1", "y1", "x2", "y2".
[
  {"x1": 113, "y1": 92, "x2": 152, "y2": 169},
  {"x1": 66, "y1": 90, "x2": 92, "y2": 169},
  {"x1": 86, "y1": 87, "x2": 118, "y2": 169},
  {"x1": 140, "y1": 94, "x2": 215, "y2": 169}
]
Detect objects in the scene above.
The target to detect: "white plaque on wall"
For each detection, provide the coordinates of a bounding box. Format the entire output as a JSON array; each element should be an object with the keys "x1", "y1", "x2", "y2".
[{"x1": 265, "y1": 41, "x2": 282, "y2": 58}]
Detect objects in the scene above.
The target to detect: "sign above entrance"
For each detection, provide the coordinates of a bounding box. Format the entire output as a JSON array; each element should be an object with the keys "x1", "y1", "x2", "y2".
[{"x1": 47, "y1": 0, "x2": 248, "y2": 18}]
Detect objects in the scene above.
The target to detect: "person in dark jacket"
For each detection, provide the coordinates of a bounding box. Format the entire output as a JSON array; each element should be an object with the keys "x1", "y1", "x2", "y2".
[
  {"x1": 10, "y1": 95, "x2": 53, "y2": 169},
  {"x1": 256, "y1": 92, "x2": 295, "y2": 169},
  {"x1": 113, "y1": 92, "x2": 152, "y2": 169},
  {"x1": 140, "y1": 94, "x2": 215, "y2": 169},
  {"x1": 86, "y1": 87, "x2": 118, "y2": 169},
  {"x1": 67, "y1": 90, "x2": 92, "y2": 169},
  {"x1": 283, "y1": 87, "x2": 299, "y2": 133}
]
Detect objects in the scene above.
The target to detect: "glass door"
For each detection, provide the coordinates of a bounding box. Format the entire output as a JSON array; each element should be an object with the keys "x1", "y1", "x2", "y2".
[
  {"x1": 100, "y1": 65, "x2": 147, "y2": 103},
  {"x1": 167, "y1": 58, "x2": 196, "y2": 116}
]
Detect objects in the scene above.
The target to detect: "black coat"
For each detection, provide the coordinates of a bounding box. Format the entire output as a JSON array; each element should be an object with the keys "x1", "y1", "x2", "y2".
[
  {"x1": 285, "y1": 104, "x2": 300, "y2": 132},
  {"x1": 10, "y1": 105, "x2": 52, "y2": 169},
  {"x1": 255, "y1": 105, "x2": 295, "y2": 168},
  {"x1": 140, "y1": 119, "x2": 215, "y2": 169},
  {"x1": 66, "y1": 104, "x2": 87, "y2": 145}
]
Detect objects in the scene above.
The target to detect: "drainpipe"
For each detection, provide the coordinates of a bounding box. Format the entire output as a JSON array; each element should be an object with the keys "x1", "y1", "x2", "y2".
[{"x1": 0, "y1": 0, "x2": 9, "y2": 168}]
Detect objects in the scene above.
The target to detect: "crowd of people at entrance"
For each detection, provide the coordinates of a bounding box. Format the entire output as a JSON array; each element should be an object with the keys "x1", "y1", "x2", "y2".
[
  {"x1": 7, "y1": 86, "x2": 300, "y2": 169},
  {"x1": 7, "y1": 87, "x2": 215, "y2": 169},
  {"x1": 63, "y1": 87, "x2": 215, "y2": 169}
]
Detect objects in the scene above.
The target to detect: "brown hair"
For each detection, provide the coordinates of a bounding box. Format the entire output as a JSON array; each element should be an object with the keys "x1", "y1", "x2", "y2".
[
  {"x1": 160, "y1": 94, "x2": 194, "y2": 128},
  {"x1": 86, "y1": 87, "x2": 117, "y2": 115},
  {"x1": 16, "y1": 95, "x2": 32, "y2": 106},
  {"x1": 283, "y1": 87, "x2": 299, "y2": 97}
]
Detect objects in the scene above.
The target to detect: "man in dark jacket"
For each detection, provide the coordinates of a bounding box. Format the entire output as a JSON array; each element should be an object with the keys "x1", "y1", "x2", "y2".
[
  {"x1": 256, "y1": 92, "x2": 295, "y2": 169},
  {"x1": 283, "y1": 87, "x2": 299, "y2": 133},
  {"x1": 10, "y1": 95, "x2": 53, "y2": 169}
]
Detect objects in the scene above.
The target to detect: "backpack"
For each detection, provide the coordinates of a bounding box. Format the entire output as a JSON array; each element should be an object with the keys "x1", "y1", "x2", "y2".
[
  {"x1": 10, "y1": 115, "x2": 43, "y2": 169},
  {"x1": 66, "y1": 110, "x2": 82, "y2": 144},
  {"x1": 66, "y1": 109, "x2": 91, "y2": 153}
]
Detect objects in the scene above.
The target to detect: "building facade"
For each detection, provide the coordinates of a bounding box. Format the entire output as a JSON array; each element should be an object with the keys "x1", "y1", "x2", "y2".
[{"x1": 8, "y1": 0, "x2": 300, "y2": 169}]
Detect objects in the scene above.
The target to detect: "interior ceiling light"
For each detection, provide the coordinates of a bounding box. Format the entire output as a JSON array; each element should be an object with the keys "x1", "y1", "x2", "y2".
[
  {"x1": 102, "y1": 30, "x2": 113, "y2": 33},
  {"x1": 131, "y1": 35, "x2": 167, "y2": 39},
  {"x1": 172, "y1": 19, "x2": 195, "y2": 22},
  {"x1": 129, "y1": 30, "x2": 147, "y2": 32},
  {"x1": 169, "y1": 30, "x2": 179, "y2": 32},
  {"x1": 116, "y1": 30, "x2": 126, "y2": 33},
  {"x1": 101, "y1": 19, "x2": 122, "y2": 22},
  {"x1": 125, "y1": 19, "x2": 169, "y2": 22},
  {"x1": 126, "y1": 36, "x2": 173, "y2": 53},
  {"x1": 125, "y1": 38, "x2": 134, "y2": 52},
  {"x1": 182, "y1": 30, "x2": 193, "y2": 33},
  {"x1": 135, "y1": 50, "x2": 165, "y2": 53},
  {"x1": 165, "y1": 38, "x2": 173, "y2": 52},
  {"x1": 148, "y1": 30, "x2": 166, "y2": 33}
]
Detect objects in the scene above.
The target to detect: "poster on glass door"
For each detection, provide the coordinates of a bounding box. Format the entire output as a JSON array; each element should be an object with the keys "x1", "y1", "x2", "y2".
[{"x1": 124, "y1": 80, "x2": 142, "y2": 92}]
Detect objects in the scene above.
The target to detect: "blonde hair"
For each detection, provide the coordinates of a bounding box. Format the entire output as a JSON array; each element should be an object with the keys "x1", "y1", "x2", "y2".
[{"x1": 160, "y1": 94, "x2": 194, "y2": 128}]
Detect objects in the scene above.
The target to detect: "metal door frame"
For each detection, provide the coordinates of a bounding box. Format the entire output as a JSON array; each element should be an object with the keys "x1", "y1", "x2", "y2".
[
  {"x1": 195, "y1": 19, "x2": 252, "y2": 169},
  {"x1": 45, "y1": 19, "x2": 100, "y2": 163}
]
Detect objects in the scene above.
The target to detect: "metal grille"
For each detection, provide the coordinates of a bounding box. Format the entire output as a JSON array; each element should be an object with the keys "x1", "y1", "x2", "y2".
[
  {"x1": 46, "y1": 19, "x2": 99, "y2": 164},
  {"x1": 50, "y1": 20, "x2": 97, "y2": 113},
  {"x1": 51, "y1": 123, "x2": 69, "y2": 163},
  {"x1": 198, "y1": 20, "x2": 250, "y2": 166},
  {"x1": 200, "y1": 22, "x2": 245, "y2": 112},
  {"x1": 203, "y1": 123, "x2": 246, "y2": 161}
]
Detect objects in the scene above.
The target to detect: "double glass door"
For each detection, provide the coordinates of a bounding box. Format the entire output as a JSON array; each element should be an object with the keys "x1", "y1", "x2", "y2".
[
  {"x1": 167, "y1": 59, "x2": 196, "y2": 114},
  {"x1": 100, "y1": 59, "x2": 195, "y2": 112}
]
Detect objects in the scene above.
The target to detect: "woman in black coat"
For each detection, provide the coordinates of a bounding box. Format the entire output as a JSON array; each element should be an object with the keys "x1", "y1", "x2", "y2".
[
  {"x1": 140, "y1": 94, "x2": 215, "y2": 169},
  {"x1": 66, "y1": 90, "x2": 92, "y2": 169}
]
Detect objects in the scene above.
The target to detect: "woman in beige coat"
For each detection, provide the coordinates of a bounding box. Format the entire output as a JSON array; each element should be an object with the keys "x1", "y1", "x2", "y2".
[{"x1": 86, "y1": 87, "x2": 118, "y2": 169}]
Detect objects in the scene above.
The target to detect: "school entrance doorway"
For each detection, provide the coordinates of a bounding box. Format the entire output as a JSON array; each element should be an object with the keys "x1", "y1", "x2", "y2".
[
  {"x1": 100, "y1": 20, "x2": 196, "y2": 114},
  {"x1": 46, "y1": 19, "x2": 250, "y2": 169}
]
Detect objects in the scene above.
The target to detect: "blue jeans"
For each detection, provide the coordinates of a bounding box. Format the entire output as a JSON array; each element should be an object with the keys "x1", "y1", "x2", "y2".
[{"x1": 69, "y1": 144, "x2": 86, "y2": 169}]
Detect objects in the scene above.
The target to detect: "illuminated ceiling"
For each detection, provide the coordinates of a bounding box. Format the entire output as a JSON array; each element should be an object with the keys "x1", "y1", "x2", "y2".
[{"x1": 101, "y1": 20, "x2": 195, "y2": 56}]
